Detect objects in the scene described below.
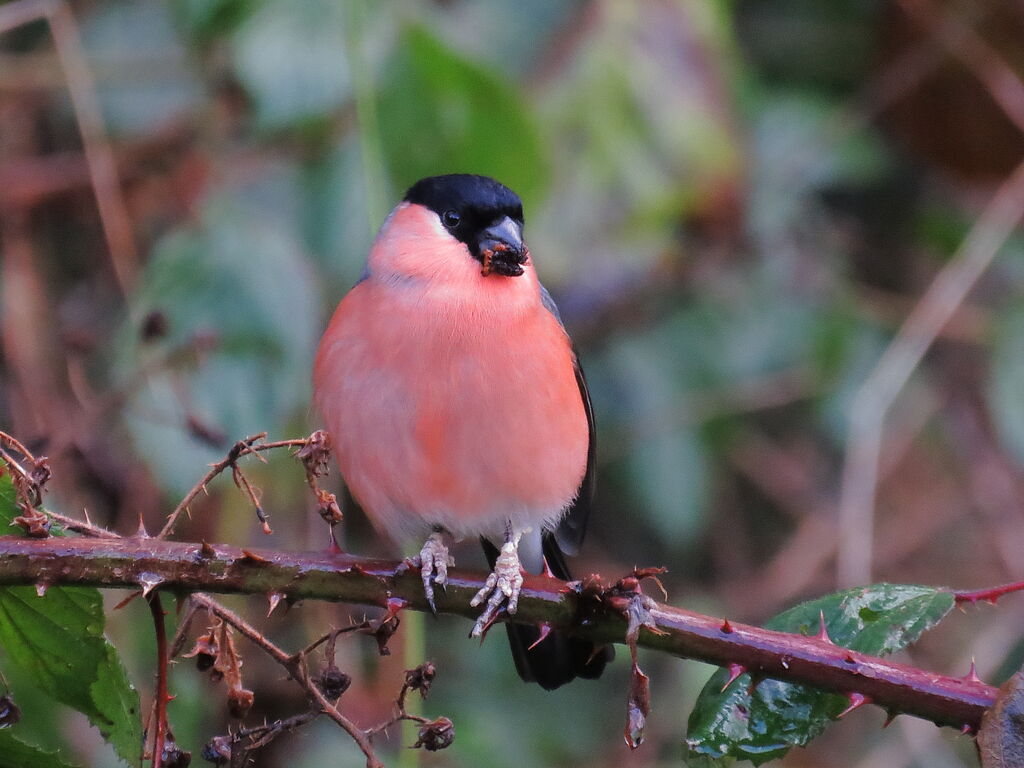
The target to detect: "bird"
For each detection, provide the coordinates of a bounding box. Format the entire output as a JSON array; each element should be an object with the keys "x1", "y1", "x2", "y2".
[{"x1": 314, "y1": 173, "x2": 609, "y2": 689}]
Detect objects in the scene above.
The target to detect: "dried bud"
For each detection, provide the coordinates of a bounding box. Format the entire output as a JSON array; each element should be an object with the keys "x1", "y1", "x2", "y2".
[
  {"x1": 184, "y1": 631, "x2": 218, "y2": 673},
  {"x1": 12, "y1": 510, "x2": 50, "y2": 538},
  {"x1": 412, "y1": 717, "x2": 455, "y2": 751},
  {"x1": 141, "y1": 310, "x2": 169, "y2": 342},
  {"x1": 316, "y1": 489, "x2": 343, "y2": 525},
  {"x1": 162, "y1": 741, "x2": 192, "y2": 768},
  {"x1": 28, "y1": 457, "x2": 51, "y2": 492},
  {"x1": 296, "y1": 430, "x2": 332, "y2": 481},
  {"x1": 576, "y1": 573, "x2": 606, "y2": 599},
  {"x1": 371, "y1": 615, "x2": 400, "y2": 656},
  {"x1": 316, "y1": 665, "x2": 351, "y2": 701},
  {"x1": 201, "y1": 736, "x2": 231, "y2": 765},
  {"x1": 227, "y1": 687, "x2": 254, "y2": 719},
  {"x1": 404, "y1": 662, "x2": 436, "y2": 699},
  {"x1": 0, "y1": 694, "x2": 22, "y2": 728}
]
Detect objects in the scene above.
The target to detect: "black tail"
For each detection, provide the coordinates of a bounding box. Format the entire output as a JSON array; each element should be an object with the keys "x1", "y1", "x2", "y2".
[{"x1": 481, "y1": 536, "x2": 611, "y2": 690}]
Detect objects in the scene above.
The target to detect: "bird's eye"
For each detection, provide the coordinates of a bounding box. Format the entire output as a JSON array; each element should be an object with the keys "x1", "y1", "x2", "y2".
[{"x1": 442, "y1": 210, "x2": 461, "y2": 229}]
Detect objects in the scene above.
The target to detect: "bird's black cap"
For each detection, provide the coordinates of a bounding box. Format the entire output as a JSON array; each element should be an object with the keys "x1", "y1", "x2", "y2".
[{"x1": 404, "y1": 174, "x2": 524, "y2": 225}]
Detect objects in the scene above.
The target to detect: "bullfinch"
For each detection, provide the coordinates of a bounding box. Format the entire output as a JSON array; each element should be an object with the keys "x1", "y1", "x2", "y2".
[{"x1": 314, "y1": 174, "x2": 608, "y2": 689}]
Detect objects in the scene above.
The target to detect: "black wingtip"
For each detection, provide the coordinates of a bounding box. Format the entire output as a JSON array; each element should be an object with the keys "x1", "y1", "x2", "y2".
[{"x1": 504, "y1": 622, "x2": 611, "y2": 690}]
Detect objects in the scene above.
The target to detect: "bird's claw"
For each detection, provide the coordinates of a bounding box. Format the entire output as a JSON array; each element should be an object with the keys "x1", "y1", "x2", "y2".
[
  {"x1": 417, "y1": 532, "x2": 453, "y2": 613},
  {"x1": 470, "y1": 539, "x2": 524, "y2": 637}
]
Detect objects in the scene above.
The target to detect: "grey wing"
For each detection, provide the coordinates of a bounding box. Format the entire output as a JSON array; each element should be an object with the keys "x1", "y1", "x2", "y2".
[{"x1": 540, "y1": 284, "x2": 595, "y2": 557}]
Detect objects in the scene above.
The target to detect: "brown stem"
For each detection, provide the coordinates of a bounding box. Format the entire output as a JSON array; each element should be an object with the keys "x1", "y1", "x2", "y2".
[
  {"x1": 147, "y1": 594, "x2": 168, "y2": 768},
  {"x1": 157, "y1": 434, "x2": 313, "y2": 539},
  {"x1": 189, "y1": 595, "x2": 383, "y2": 768},
  {"x1": 0, "y1": 535, "x2": 997, "y2": 731}
]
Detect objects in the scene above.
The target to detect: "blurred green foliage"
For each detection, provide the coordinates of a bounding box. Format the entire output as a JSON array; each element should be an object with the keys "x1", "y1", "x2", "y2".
[{"x1": 3, "y1": 0, "x2": 1024, "y2": 765}]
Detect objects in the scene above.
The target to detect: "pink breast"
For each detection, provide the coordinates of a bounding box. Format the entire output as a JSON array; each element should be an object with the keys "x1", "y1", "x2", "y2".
[{"x1": 314, "y1": 280, "x2": 588, "y2": 539}]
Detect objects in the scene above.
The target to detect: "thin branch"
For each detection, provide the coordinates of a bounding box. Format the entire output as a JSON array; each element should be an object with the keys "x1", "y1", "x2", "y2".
[
  {"x1": 157, "y1": 433, "x2": 313, "y2": 539},
  {"x1": 837, "y1": 158, "x2": 1024, "y2": 587},
  {"x1": 190, "y1": 595, "x2": 383, "y2": 768},
  {"x1": 954, "y1": 581, "x2": 1024, "y2": 606},
  {"x1": 0, "y1": 535, "x2": 997, "y2": 732}
]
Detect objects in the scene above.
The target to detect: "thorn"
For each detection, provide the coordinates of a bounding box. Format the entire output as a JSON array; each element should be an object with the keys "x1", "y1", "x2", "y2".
[
  {"x1": 135, "y1": 513, "x2": 149, "y2": 538},
  {"x1": 720, "y1": 618, "x2": 734, "y2": 634},
  {"x1": 113, "y1": 590, "x2": 142, "y2": 610},
  {"x1": 837, "y1": 692, "x2": 870, "y2": 718},
  {"x1": 528, "y1": 623, "x2": 553, "y2": 650},
  {"x1": 139, "y1": 573, "x2": 164, "y2": 598},
  {"x1": 240, "y1": 549, "x2": 268, "y2": 564},
  {"x1": 266, "y1": 592, "x2": 285, "y2": 617},
  {"x1": 34, "y1": 582, "x2": 47, "y2": 597},
  {"x1": 883, "y1": 710, "x2": 898, "y2": 728},
  {"x1": 964, "y1": 658, "x2": 983, "y2": 684},
  {"x1": 474, "y1": 609, "x2": 504, "y2": 644},
  {"x1": 586, "y1": 644, "x2": 609, "y2": 665},
  {"x1": 541, "y1": 557, "x2": 556, "y2": 579},
  {"x1": 83, "y1": 507, "x2": 92, "y2": 525},
  {"x1": 721, "y1": 663, "x2": 746, "y2": 693},
  {"x1": 381, "y1": 597, "x2": 407, "y2": 623},
  {"x1": 199, "y1": 541, "x2": 216, "y2": 558},
  {"x1": 814, "y1": 611, "x2": 833, "y2": 644}
]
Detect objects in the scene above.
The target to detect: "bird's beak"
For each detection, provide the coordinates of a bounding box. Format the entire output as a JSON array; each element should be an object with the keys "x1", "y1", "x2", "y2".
[{"x1": 478, "y1": 216, "x2": 528, "y2": 277}]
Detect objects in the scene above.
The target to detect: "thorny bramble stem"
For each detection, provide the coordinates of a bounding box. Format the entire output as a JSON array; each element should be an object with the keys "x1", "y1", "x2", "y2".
[
  {"x1": 954, "y1": 580, "x2": 1024, "y2": 606},
  {"x1": 0, "y1": 535, "x2": 998, "y2": 732}
]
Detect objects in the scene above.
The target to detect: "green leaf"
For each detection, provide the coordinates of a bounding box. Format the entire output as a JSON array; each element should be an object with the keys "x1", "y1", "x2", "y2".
[
  {"x1": 685, "y1": 584, "x2": 955, "y2": 765},
  {"x1": 230, "y1": 0, "x2": 375, "y2": 131},
  {"x1": 377, "y1": 24, "x2": 549, "y2": 207},
  {"x1": 0, "y1": 730, "x2": 81, "y2": 768},
  {"x1": 118, "y1": 197, "x2": 320, "y2": 495},
  {"x1": 0, "y1": 476, "x2": 142, "y2": 766}
]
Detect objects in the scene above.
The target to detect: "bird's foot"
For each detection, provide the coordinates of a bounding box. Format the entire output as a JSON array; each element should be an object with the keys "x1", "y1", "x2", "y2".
[
  {"x1": 470, "y1": 534, "x2": 524, "y2": 637},
  {"x1": 415, "y1": 531, "x2": 453, "y2": 613}
]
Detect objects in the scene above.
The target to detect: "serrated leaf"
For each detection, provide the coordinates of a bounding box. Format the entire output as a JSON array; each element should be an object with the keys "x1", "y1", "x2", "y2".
[
  {"x1": 0, "y1": 476, "x2": 142, "y2": 766},
  {"x1": 0, "y1": 730, "x2": 80, "y2": 768},
  {"x1": 685, "y1": 584, "x2": 955, "y2": 765},
  {"x1": 377, "y1": 24, "x2": 549, "y2": 207}
]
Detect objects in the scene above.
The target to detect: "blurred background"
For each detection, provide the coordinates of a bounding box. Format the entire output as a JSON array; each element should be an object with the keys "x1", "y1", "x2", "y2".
[{"x1": 2, "y1": 0, "x2": 1024, "y2": 765}]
